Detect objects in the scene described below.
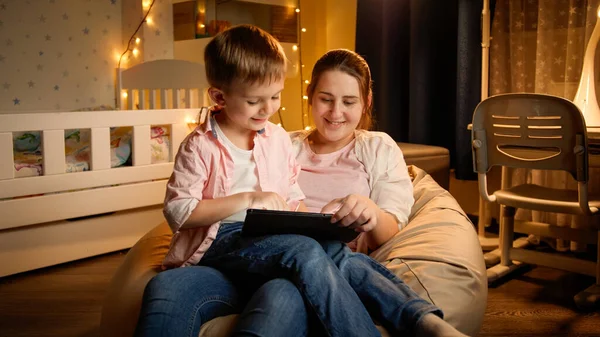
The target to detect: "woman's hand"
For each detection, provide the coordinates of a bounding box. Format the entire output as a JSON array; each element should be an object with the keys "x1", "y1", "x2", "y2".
[
  {"x1": 321, "y1": 194, "x2": 380, "y2": 232},
  {"x1": 249, "y1": 192, "x2": 288, "y2": 211}
]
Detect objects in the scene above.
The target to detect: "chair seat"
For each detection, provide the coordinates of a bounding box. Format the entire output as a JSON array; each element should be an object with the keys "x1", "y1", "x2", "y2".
[{"x1": 494, "y1": 184, "x2": 600, "y2": 214}]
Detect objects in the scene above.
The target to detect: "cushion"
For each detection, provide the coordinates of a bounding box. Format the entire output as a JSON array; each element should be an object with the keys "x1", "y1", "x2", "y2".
[{"x1": 100, "y1": 166, "x2": 486, "y2": 337}]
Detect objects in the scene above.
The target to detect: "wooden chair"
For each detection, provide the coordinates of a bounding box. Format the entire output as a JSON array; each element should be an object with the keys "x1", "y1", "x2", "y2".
[{"x1": 471, "y1": 93, "x2": 600, "y2": 309}]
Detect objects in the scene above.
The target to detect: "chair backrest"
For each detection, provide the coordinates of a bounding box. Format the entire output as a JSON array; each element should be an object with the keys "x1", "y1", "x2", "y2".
[{"x1": 472, "y1": 93, "x2": 589, "y2": 182}]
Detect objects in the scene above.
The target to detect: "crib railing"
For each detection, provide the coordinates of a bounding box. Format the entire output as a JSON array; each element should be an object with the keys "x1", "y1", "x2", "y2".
[
  {"x1": 0, "y1": 108, "x2": 197, "y2": 230},
  {"x1": 116, "y1": 59, "x2": 209, "y2": 110}
]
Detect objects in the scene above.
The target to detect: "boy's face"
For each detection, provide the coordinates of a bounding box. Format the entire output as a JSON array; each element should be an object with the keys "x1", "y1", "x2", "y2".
[
  {"x1": 310, "y1": 70, "x2": 363, "y2": 147},
  {"x1": 217, "y1": 77, "x2": 284, "y2": 133}
]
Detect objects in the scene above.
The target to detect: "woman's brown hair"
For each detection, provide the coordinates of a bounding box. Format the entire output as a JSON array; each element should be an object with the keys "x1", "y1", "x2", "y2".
[{"x1": 306, "y1": 49, "x2": 374, "y2": 130}]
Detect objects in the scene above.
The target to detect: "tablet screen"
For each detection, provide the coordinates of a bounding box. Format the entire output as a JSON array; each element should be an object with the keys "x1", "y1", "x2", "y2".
[{"x1": 242, "y1": 208, "x2": 359, "y2": 243}]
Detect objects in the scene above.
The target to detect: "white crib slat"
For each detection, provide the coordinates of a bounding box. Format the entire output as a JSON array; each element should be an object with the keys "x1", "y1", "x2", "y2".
[
  {"x1": 0, "y1": 132, "x2": 14, "y2": 180},
  {"x1": 160, "y1": 89, "x2": 167, "y2": 109},
  {"x1": 171, "y1": 123, "x2": 188, "y2": 161},
  {"x1": 90, "y1": 127, "x2": 111, "y2": 171},
  {"x1": 0, "y1": 163, "x2": 173, "y2": 199},
  {"x1": 133, "y1": 125, "x2": 151, "y2": 166},
  {"x1": 185, "y1": 89, "x2": 192, "y2": 108},
  {"x1": 0, "y1": 180, "x2": 166, "y2": 230},
  {"x1": 196, "y1": 90, "x2": 202, "y2": 109},
  {"x1": 149, "y1": 90, "x2": 157, "y2": 109},
  {"x1": 0, "y1": 206, "x2": 163, "y2": 277},
  {"x1": 127, "y1": 89, "x2": 134, "y2": 110},
  {"x1": 138, "y1": 90, "x2": 146, "y2": 109},
  {"x1": 174, "y1": 88, "x2": 181, "y2": 108},
  {"x1": 43, "y1": 130, "x2": 65, "y2": 175}
]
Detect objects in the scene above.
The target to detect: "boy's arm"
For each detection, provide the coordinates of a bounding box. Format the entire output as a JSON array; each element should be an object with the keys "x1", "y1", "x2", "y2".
[
  {"x1": 181, "y1": 190, "x2": 290, "y2": 229},
  {"x1": 181, "y1": 193, "x2": 251, "y2": 229}
]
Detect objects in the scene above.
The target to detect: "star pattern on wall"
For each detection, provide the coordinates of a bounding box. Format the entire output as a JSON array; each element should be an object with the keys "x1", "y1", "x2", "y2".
[{"x1": 0, "y1": 0, "x2": 171, "y2": 110}]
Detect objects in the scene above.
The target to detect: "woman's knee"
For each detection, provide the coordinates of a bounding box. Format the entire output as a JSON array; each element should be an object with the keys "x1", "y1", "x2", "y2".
[{"x1": 248, "y1": 278, "x2": 307, "y2": 320}]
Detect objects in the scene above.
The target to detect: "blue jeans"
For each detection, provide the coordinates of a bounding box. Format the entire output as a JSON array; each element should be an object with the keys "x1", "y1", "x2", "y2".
[
  {"x1": 134, "y1": 266, "x2": 310, "y2": 337},
  {"x1": 201, "y1": 222, "x2": 443, "y2": 337}
]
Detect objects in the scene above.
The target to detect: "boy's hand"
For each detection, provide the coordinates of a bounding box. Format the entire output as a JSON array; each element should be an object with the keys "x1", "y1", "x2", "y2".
[
  {"x1": 321, "y1": 194, "x2": 379, "y2": 232},
  {"x1": 249, "y1": 192, "x2": 288, "y2": 211}
]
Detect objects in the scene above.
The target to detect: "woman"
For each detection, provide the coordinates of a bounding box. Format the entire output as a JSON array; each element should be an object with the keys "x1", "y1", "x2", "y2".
[{"x1": 135, "y1": 49, "x2": 465, "y2": 337}]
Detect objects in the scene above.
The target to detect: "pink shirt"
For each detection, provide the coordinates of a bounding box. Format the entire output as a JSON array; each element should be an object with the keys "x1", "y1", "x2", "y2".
[
  {"x1": 162, "y1": 110, "x2": 305, "y2": 268},
  {"x1": 296, "y1": 138, "x2": 371, "y2": 252},
  {"x1": 296, "y1": 139, "x2": 370, "y2": 213}
]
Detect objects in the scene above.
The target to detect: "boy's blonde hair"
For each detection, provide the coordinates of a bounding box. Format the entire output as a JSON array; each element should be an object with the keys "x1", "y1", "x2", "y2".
[{"x1": 204, "y1": 24, "x2": 287, "y2": 90}]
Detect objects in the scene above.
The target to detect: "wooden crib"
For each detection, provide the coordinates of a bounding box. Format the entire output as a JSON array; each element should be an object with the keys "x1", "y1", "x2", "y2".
[{"x1": 0, "y1": 60, "x2": 208, "y2": 277}]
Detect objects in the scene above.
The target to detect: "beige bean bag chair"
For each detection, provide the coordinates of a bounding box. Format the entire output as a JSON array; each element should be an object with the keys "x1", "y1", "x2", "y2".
[{"x1": 100, "y1": 166, "x2": 487, "y2": 337}]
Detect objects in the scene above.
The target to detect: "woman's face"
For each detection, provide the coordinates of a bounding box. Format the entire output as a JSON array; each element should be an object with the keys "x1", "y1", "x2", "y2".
[{"x1": 310, "y1": 70, "x2": 363, "y2": 150}]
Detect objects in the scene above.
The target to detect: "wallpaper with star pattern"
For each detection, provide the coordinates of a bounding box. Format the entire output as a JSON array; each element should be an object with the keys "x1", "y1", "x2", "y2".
[
  {"x1": 0, "y1": 0, "x2": 174, "y2": 113},
  {"x1": 0, "y1": 0, "x2": 122, "y2": 112}
]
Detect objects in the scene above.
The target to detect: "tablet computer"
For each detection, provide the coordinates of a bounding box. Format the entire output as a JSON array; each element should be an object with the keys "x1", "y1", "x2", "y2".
[{"x1": 242, "y1": 208, "x2": 360, "y2": 243}]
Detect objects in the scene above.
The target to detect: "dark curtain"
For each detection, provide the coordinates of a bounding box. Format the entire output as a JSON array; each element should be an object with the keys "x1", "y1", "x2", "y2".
[{"x1": 356, "y1": 0, "x2": 482, "y2": 180}]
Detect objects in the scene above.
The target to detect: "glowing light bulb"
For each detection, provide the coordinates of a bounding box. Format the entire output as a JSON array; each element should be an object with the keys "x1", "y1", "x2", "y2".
[
  {"x1": 135, "y1": 37, "x2": 141, "y2": 44},
  {"x1": 132, "y1": 48, "x2": 140, "y2": 56},
  {"x1": 292, "y1": 45, "x2": 298, "y2": 51},
  {"x1": 302, "y1": 95, "x2": 308, "y2": 100},
  {"x1": 146, "y1": 17, "x2": 153, "y2": 25},
  {"x1": 277, "y1": 123, "x2": 282, "y2": 127},
  {"x1": 304, "y1": 80, "x2": 309, "y2": 84},
  {"x1": 304, "y1": 126, "x2": 311, "y2": 130},
  {"x1": 122, "y1": 92, "x2": 128, "y2": 98},
  {"x1": 301, "y1": 28, "x2": 306, "y2": 32},
  {"x1": 295, "y1": 8, "x2": 300, "y2": 13},
  {"x1": 281, "y1": 107, "x2": 286, "y2": 111}
]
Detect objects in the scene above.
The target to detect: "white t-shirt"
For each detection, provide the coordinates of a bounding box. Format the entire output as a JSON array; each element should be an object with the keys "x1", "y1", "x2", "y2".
[{"x1": 213, "y1": 119, "x2": 260, "y2": 223}]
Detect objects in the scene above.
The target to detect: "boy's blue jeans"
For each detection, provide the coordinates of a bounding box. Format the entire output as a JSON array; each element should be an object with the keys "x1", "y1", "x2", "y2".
[
  {"x1": 135, "y1": 266, "x2": 310, "y2": 337},
  {"x1": 200, "y1": 222, "x2": 443, "y2": 337}
]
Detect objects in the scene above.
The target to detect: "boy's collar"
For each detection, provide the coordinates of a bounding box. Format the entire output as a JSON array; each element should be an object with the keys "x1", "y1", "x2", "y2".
[{"x1": 199, "y1": 106, "x2": 270, "y2": 138}]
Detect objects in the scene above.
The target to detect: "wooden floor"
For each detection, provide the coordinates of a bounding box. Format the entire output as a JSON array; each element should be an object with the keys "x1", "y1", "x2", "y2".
[{"x1": 0, "y1": 251, "x2": 599, "y2": 337}]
